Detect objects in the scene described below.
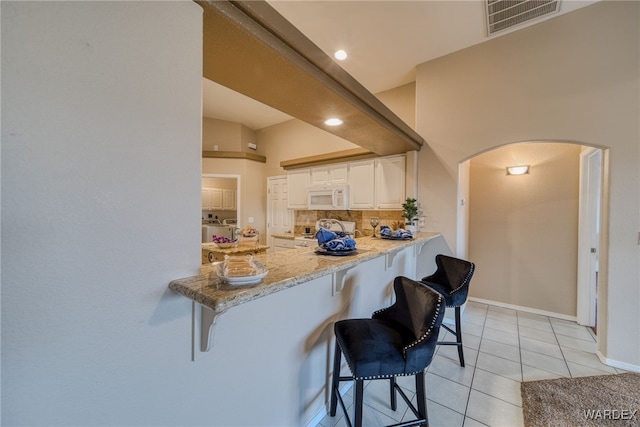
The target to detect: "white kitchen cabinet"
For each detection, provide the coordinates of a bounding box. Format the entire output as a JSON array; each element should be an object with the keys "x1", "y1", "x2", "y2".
[
  {"x1": 222, "y1": 189, "x2": 236, "y2": 210},
  {"x1": 287, "y1": 168, "x2": 310, "y2": 209},
  {"x1": 201, "y1": 188, "x2": 223, "y2": 210},
  {"x1": 202, "y1": 188, "x2": 234, "y2": 210},
  {"x1": 201, "y1": 189, "x2": 209, "y2": 209},
  {"x1": 375, "y1": 155, "x2": 406, "y2": 209},
  {"x1": 310, "y1": 164, "x2": 348, "y2": 186},
  {"x1": 271, "y1": 236, "x2": 295, "y2": 251},
  {"x1": 348, "y1": 159, "x2": 375, "y2": 209}
]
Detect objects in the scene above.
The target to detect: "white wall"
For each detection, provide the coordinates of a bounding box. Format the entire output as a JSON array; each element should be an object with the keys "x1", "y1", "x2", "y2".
[
  {"x1": 1, "y1": 2, "x2": 216, "y2": 424},
  {"x1": 415, "y1": 1, "x2": 639, "y2": 369}
]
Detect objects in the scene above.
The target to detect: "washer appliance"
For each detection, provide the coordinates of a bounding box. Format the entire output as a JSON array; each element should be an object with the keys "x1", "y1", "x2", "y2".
[{"x1": 202, "y1": 224, "x2": 235, "y2": 243}]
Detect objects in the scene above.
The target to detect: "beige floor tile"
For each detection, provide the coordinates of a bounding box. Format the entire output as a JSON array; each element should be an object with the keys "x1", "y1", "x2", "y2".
[
  {"x1": 466, "y1": 390, "x2": 524, "y2": 427},
  {"x1": 471, "y1": 369, "x2": 523, "y2": 407}
]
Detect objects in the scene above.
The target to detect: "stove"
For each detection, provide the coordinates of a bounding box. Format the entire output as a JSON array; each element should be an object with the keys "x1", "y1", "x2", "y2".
[
  {"x1": 293, "y1": 221, "x2": 356, "y2": 248},
  {"x1": 293, "y1": 236, "x2": 317, "y2": 248}
]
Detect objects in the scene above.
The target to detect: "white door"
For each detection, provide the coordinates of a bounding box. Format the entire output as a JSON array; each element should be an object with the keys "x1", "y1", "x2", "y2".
[
  {"x1": 267, "y1": 176, "x2": 295, "y2": 247},
  {"x1": 577, "y1": 148, "x2": 602, "y2": 327}
]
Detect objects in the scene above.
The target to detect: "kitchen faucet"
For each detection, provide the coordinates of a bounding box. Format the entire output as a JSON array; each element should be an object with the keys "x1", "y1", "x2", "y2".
[{"x1": 318, "y1": 218, "x2": 346, "y2": 234}]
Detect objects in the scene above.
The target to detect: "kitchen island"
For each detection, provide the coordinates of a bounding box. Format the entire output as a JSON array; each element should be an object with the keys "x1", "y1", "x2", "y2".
[
  {"x1": 168, "y1": 231, "x2": 449, "y2": 426},
  {"x1": 173, "y1": 232, "x2": 441, "y2": 313}
]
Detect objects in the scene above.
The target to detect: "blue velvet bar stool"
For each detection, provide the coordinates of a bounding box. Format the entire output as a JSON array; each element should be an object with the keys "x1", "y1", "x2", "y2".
[
  {"x1": 420, "y1": 254, "x2": 475, "y2": 367},
  {"x1": 329, "y1": 276, "x2": 445, "y2": 427}
]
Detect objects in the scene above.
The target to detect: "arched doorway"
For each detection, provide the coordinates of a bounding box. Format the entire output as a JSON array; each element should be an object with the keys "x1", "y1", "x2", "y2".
[{"x1": 458, "y1": 141, "x2": 604, "y2": 324}]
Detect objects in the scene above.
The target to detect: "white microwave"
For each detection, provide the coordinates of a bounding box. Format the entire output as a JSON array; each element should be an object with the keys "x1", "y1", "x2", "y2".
[{"x1": 308, "y1": 185, "x2": 350, "y2": 210}]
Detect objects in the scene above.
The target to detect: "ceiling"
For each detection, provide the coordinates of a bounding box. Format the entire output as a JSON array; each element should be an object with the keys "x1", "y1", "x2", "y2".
[
  {"x1": 202, "y1": 0, "x2": 598, "y2": 130},
  {"x1": 202, "y1": 78, "x2": 292, "y2": 130}
]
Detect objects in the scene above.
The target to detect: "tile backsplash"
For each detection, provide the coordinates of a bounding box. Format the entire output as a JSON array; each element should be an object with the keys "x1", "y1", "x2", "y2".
[{"x1": 294, "y1": 210, "x2": 405, "y2": 236}]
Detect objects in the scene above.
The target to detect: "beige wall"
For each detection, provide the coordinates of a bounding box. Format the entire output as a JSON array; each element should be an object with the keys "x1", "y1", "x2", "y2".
[
  {"x1": 259, "y1": 119, "x2": 358, "y2": 177},
  {"x1": 202, "y1": 117, "x2": 261, "y2": 155},
  {"x1": 415, "y1": 1, "x2": 639, "y2": 368},
  {"x1": 375, "y1": 82, "x2": 416, "y2": 130},
  {"x1": 202, "y1": 176, "x2": 236, "y2": 190},
  {"x1": 202, "y1": 117, "x2": 240, "y2": 151},
  {"x1": 468, "y1": 142, "x2": 582, "y2": 316},
  {"x1": 239, "y1": 123, "x2": 261, "y2": 155}
]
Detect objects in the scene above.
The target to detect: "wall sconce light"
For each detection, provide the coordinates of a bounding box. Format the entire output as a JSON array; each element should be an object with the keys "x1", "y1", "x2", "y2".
[{"x1": 506, "y1": 165, "x2": 530, "y2": 175}]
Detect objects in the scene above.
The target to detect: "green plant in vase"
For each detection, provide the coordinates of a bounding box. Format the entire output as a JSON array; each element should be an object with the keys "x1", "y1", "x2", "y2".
[{"x1": 402, "y1": 197, "x2": 420, "y2": 232}]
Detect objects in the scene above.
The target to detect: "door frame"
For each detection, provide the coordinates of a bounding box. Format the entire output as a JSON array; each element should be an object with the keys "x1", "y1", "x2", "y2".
[
  {"x1": 577, "y1": 147, "x2": 602, "y2": 327},
  {"x1": 458, "y1": 142, "x2": 605, "y2": 329},
  {"x1": 202, "y1": 173, "x2": 241, "y2": 228}
]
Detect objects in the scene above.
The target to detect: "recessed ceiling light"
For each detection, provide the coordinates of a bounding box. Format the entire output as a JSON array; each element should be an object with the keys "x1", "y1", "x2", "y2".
[
  {"x1": 334, "y1": 50, "x2": 347, "y2": 61},
  {"x1": 324, "y1": 118, "x2": 343, "y2": 126}
]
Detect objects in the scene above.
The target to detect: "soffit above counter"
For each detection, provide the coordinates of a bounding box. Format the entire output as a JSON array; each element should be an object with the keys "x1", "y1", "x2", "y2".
[
  {"x1": 202, "y1": 151, "x2": 266, "y2": 163},
  {"x1": 280, "y1": 148, "x2": 378, "y2": 170},
  {"x1": 198, "y1": 0, "x2": 424, "y2": 156}
]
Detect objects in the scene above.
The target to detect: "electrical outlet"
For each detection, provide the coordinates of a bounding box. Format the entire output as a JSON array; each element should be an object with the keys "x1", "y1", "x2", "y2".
[{"x1": 248, "y1": 217, "x2": 254, "y2": 224}]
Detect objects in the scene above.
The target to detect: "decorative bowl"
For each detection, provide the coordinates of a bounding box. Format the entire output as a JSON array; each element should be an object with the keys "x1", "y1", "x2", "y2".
[{"x1": 215, "y1": 242, "x2": 237, "y2": 249}]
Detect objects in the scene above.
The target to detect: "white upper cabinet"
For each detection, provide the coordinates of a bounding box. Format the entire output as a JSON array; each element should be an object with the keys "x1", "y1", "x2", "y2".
[
  {"x1": 202, "y1": 188, "x2": 235, "y2": 210},
  {"x1": 222, "y1": 189, "x2": 236, "y2": 210},
  {"x1": 201, "y1": 189, "x2": 210, "y2": 210},
  {"x1": 348, "y1": 159, "x2": 375, "y2": 209},
  {"x1": 285, "y1": 154, "x2": 405, "y2": 211},
  {"x1": 310, "y1": 164, "x2": 348, "y2": 186},
  {"x1": 202, "y1": 188, "x2": 223, "y2": 210},
  {"x1": 375, "y1": 155, "x2": 406, "y2": 209},
  {"x1": 287, "y1": 168, "x2": 310, "y2": 209}
]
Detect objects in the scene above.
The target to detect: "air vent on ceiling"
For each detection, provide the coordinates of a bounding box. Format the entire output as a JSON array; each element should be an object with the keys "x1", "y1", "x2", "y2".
[{"x1": 486, "y1": 0, "x2": 560, "y2": 35}]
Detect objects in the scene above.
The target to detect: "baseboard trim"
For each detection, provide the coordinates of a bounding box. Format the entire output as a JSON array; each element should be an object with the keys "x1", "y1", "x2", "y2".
[
  {"x1": 596, "y1": 350, "x2": 640, "y2": 373},
  {"x1": 305, "y1": 381, "x2": 353, "y2": 427},
  {"x1": 467, "y1": 297, "x2": 577, "y2": 322}
]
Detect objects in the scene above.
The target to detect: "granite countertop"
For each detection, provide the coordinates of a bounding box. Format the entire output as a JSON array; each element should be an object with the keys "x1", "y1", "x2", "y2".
[
  {"x1": 270, "y1": 233, "x2": 296, "y2": 240},
  {"x1": 202, "y1": 242, "x2": 270, "y2": 254},
  {"x1": 172, "y1": 232, "x2": 440, "y2": 313}
]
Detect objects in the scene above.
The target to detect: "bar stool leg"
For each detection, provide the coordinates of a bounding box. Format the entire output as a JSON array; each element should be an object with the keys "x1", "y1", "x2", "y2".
[
  {"x1": 354, "y1": 379, "x2": 364, "y2": 427},
  {"x1": 455, "y1": 306, "x2": 465, "y2": 367},
  {"x1": 389, "y1": 377, "x2": 397, "y2": 410},
  {"x1": 329, "y1": 343, "x2": 341, "y2": 416},
  {"x1": 415, "y1": 371, "x2": 429, "y2": 427}
]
